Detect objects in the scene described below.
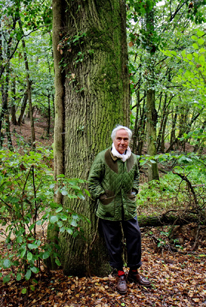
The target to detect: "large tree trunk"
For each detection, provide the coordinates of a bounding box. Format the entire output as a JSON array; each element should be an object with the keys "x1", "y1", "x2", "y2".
[{"x1": 52, "y1": 0, "x2": 130, "y2": 276}]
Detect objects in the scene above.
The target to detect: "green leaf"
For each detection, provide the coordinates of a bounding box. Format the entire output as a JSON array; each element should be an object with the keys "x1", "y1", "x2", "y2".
[
  {"x1": 50, "y1": 215, "x2": 58, "y2": 223},
  {"x1": 66, "y1": 228, "x2": 73, "y2": 235},
  {"x1": 61, "y1": 189, "x2": 68, "y2": 196},
  {"x1": 198, "y1": 38, "x2": 204, "y2": 46},
  {"x1": 57, "y1": 220, "x2": 63, "y2": 227},
  {"x1": 3, "y1": 259, "x2": 11, "y2": 269},
  {"x1": 42, "y1": 251, "x2": 50, "y2": 259},
  {"x1": 192, "y1": 43, "x2": 199, "y2": 50},
  {"x1": 56, "y1": 206, "x2": 63, "y2": 213},
  {"x1": 60, "y1": 214, "x2": 68, "y2": 221},
  {"x1": 16, "y1": 273, "x2": 21, "y2": 281},
  {"x1": 60, "y1": 226, "x2": 65, "y2": 233},
  {"x1": 22, "y1": 288, "x2": 27, "y2": 294},
  {"x1": 191, "y1": 35, "x2": 197, "y2": 41},
  {"x1": 199, "y1": 55, "x2": 205, "y2": 64},
  {"x1": 21, "y1": 248, "x2": 27, "y2": 258},
  {"x1": 70, "y1": 220, "x2": 78, "y2": 227},
  {"x1": 28, "y1": 243, "x2": 39, "y2": 249},
  {"x1": 57, "y1": 174, "x2": 65, "y2": 178},
  {"x1": 16, "y1": 236, "x2": 23, "y2": 244},
  {"x1": 3, "y1": 275, "x2": 10, "y2": 283},
  {"x1": 36, "y1": 220, "x2": 43, "y2": 225},
  {"x1": 72, "y1": 214, "x2": 79, "y2": 220},
  {"x1": 84, "y1": 189, "x2": 90, "y2": 197},
  {"x1": 31, "y1": 267, "x2": 39, "y2": 274},
  {"x1": 181, "y1": 50, "x2": 186, "y2": 57},
  {"x1": 27, "y1": 252, "x2": 33, "y2": 261},
  {"x1": 55, "y1": 258, "x2": 61, "y2": 266},
  {"x1": 184, "y1": 70, "x2": 191, "y2": 78},
  {"x1": 150, "y1": 160, "x2": 157, "y2": 164},
  {"x1": 187, "y1": 54, "x2": 193, "y2": 61},
  {"x1": 77, "y1": 193, "x2": 85, "y2": 200},
  {"x1": 25, "y1": 270, "x2": 31, "y2": 280},
  {"x1": 199, "y1": 48, "x2": 206, "y2": 53}
]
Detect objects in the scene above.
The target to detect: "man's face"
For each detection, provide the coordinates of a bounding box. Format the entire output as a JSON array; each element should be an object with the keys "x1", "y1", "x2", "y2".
[{"x1": 113, "y1": 129, "x2": 129, "y2": 154}]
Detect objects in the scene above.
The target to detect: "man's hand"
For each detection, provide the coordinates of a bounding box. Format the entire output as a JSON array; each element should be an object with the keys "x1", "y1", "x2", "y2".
[{"x1": 99, "y1": 193, "x2": 107, "y2": 200}]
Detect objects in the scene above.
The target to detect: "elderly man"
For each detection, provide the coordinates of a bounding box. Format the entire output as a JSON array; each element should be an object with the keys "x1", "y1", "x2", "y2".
[{"x1": 88, "y1": 125, "x2": 151, "y2": 294}]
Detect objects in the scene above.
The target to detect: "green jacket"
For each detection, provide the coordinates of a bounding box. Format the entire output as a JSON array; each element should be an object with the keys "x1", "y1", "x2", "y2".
[{"x1": 88, "y1": 147, "x2": 139, "y2": 221}]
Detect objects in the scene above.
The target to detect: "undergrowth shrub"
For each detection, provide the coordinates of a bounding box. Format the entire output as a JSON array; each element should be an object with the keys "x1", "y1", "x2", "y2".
[
  {"x1": 138, "y1": 152, "x2": 206, "y2": 214},
  {"x1": 0, "y1": 147, "x2": 89, "y2": 293}
]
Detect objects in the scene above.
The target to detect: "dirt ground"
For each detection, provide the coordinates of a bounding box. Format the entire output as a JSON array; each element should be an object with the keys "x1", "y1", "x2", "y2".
[{"x1": 9, "y1": 115, "x2": 54, "y2": 149}]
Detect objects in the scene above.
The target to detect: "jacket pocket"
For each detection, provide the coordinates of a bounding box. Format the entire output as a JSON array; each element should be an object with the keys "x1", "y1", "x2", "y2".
[
  {"x1": 97, "y1": 200, "x2": 115, "y2": 218},
  {"x1": 99, "y1": 190, "x2": 115, "y2": 205},
  {"x1": 127, "y1": 190, "x2": 136, "y2": 201}
]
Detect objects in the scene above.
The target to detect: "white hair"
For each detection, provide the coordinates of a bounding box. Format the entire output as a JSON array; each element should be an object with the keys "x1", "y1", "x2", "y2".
[{"x1": 111, "y1": 125, "x2": 132, "y2": 141}]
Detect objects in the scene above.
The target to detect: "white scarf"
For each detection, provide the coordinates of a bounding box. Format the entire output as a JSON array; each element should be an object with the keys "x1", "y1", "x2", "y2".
[{"x1": 111, "y1": 143, "x2": 131, "y2": 162}]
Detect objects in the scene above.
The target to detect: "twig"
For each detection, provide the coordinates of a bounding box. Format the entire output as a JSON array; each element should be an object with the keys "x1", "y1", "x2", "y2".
[
  {"x1": 172, "y1": 171, "x2": 198, "y2": 205},
  {"x1": 27, "y1": 293, "x2": 48, "y2": 307},
  {"x1": 192, "y1": 224, "x2": 201, "y2": 251},
  {"x1": 32, "y1": 166, "x2": 37, "y2": 237},
  {"x1": 0, "y1": 197, "x2": 12, "y2": 210}
]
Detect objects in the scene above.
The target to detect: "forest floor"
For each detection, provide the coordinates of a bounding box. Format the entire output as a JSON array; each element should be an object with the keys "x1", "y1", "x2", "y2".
[
  {"x1": 1, "y1": 228, "x2": 206, "y2": 307},
  {"x1": 0, "y1": 116, "x2": 206, "y2": 306},
  {"x1": 9, "y1": 115, "x2": 54, "y2": 149}
]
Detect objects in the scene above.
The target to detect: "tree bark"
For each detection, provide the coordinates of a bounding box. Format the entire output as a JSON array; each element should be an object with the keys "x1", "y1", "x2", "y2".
[{"x1": 52, "y1": 0, "x2": 130, "y2": 276}]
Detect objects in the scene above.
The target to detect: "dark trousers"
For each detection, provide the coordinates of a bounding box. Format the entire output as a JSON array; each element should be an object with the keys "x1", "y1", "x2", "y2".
[{"x1": 99, "y1": 216, "x2": 142, "y2": 270}]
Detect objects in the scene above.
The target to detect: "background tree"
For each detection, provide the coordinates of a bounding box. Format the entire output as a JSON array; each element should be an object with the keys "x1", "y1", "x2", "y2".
[
  {"x1": 128, "y1": 0, "x2": 206, "y2": 163},
  {"x1": 0, "y1": 0, "x2": 53, "y2": 147}
]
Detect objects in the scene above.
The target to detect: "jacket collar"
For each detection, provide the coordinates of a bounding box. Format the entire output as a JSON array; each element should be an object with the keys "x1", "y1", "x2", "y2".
[{"x1": 110, "y1": 149, "x2": 118, "y2": 161}]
